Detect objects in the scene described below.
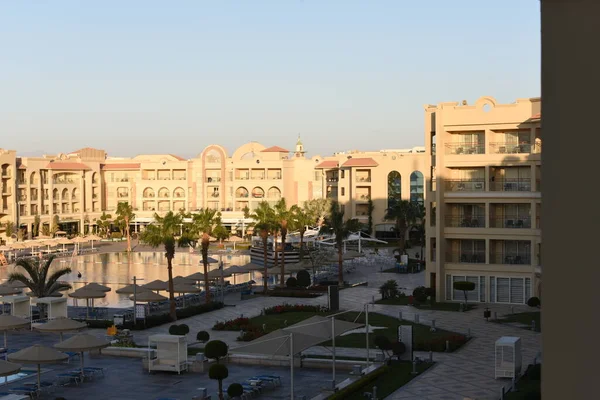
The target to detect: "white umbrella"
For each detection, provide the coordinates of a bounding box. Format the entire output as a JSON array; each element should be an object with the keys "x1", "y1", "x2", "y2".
[
  {"x1": 8, "y1": 345, "x2": 68, "y2": 390},
  {"x1": 54, "y1": 334, "x2": 110, "y2": 376}
]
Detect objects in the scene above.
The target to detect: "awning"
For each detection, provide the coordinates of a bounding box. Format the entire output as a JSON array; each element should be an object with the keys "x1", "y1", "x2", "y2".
[
  {"x1": 230, "y1": 329, "x2": 325, "y2": 357},
  {"x1": 283, "y1": 316, "x2": 363, "y2": 339}
]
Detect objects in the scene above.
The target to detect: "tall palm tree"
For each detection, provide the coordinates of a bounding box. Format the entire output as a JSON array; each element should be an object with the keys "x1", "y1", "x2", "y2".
[
  {"x1": 9, "y1": 256, "x2": 72, "y2": 319},
  {"x1": 192, "y1": 208, "x2": 217, "y2": 303},
  {"x1": 319, "y1": 201, "x2": 361, "y2": 286},
  {"x1": 116, "y1": 202, "x2": 136, "y2": 252},
  {"x1": 140, "y1": 211, "x2": 188, "y2": 321},
  {"x1": 274, "y1": 199, "x2": 290, "y2": 286},
  {"x1": 290, "y1": 202, "x2": 316, "y2": 260},
  {"x1": 245, "y1": 202, "x2": 275, "y2": 293},
  {"x1": 384, "y1": 200, "x2": 420, "y2": 254}
]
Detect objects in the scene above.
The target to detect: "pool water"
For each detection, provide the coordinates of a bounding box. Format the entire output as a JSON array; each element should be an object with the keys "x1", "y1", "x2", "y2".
[
  {"x1": 1, "y1": 368, "x2": 36, "y2": 385},
  {"x1": 1, "y1": 251, "x2": 263, "y2": 308}
]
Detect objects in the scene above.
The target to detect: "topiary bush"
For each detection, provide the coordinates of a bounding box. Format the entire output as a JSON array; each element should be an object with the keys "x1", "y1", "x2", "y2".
[
  {"x1": 453, "y1": 281, "x2": 475, "y2": 307},
  {"x1": 296, "y1": 269, "x2": 311, "y2": 288},
  {"x1": 227, "y1": 383, "x2": 244, "y2": 398},
  {"x1": 286, "y1": 277, "x2": 297, "y2": 288},
  {"x1": 527, "y1": 297, "x2": 541, "y2": 308},
  {"x1": 373, "y1": 335, "x2": 392, "y2": 358},
  {"x1": 209, "y1": 364, "x2": 229, "y2": 400},
  {"x1": 412, "y1": 286, "x2": 429, "y2": 303},
  {"x1": 169, "y1": 324, "x2": 180, "y2": 335},
  {"x1": 179, "y1": 324, "x2": 190, "y2": 335},
  {"x1": 204, "y1": 340, "x2": 229, "y2": 363},
  {"x1": 196, "y1": 330, "x2": 210, "y2": 343}
]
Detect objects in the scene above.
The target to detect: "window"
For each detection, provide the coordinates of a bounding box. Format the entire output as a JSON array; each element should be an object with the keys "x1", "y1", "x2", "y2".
[
  {"x1": 480, "y1": 276, "x2": 486, "y2": 302},
  {"x1": 341, "y1": 170, "x2": 345, "y2": 179},
  {"x1": 341, "y1": 187, "x2": 345, "y2": 196},
  {"x1": 410, "y1": 171, "x2": 424, "y2": 205},
  {"x1": 387, "y1": 171, "x2": 401, "y2": 209},
  {"x1": 446, "y1": 275, "x2": 451, "y2": 301}
]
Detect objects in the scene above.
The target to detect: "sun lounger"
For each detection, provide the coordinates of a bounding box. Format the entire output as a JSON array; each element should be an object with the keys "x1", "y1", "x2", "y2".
[
  {"x1": 57, "y1": 372, "x2": 81, "y2": 386},
  {"x1": 83, "y1": 366, "x2": 105, "y2": 377},
  {"x1": 9, "y1": 386, "x2": 38, "y2": 398}
]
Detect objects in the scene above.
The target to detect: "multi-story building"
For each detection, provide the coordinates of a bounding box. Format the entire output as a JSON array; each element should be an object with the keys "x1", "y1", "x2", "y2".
[
  {"x1": 0, "y1": 137, "x2": 428, "y2": 242},
  {"x1": 424, "y1": 96, "x2": 542, "y2": 305}
]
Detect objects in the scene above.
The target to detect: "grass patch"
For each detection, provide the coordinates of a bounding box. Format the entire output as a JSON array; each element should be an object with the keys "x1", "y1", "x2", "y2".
[
  {"x1": 342, "y1": 361, "x2": 432, "y2": 400},
  {"x1": 495, "y1": 311, "x2": 541, "y2": 332},
  {"x1": 239, "y1": 310, "x2": 468, "y2": 352},
  {"x1": 375, "y1": 296, "x2": 476, "y2": 311}
]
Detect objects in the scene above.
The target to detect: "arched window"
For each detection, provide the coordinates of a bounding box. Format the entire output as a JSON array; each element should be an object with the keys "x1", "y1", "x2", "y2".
[
  {"x1": 72, "y1": 188, "x2": 79, "y2": 201},
  {"x1": 267, "y1": 187, "x2": 281, "y2": 199},
  {"x1": 92, "y1": 172, "x2": 99, "y2": 184},
  {"x1": 410, "y1": 171, "x2": 424, "y2": 205},
  {"x1": 236, "y1": 187, "x2": 249, "y2": 198},
  {"x1": 158, "y1": 188, "x2": 170, "y2": 198},
  {"x1": 173, "y1": 187, "x2": 185, "y2": 198},
  {"x1": 61, "y1": 188, "x2": 69, "y2": 200},
  {"x1": 387, "y1": 171, "x2": 402, "y2": 209},
  {"x1": 252, "y1": 187, "x2": 265, "y2": 198},
  {"x1": 143, "y1": 188, "x2": 155, "y2": 198},
  {"x1": 29, "y1": 171, "x2": 36, "y2": 184},
  {"x1": 205, "y1": 149, "x2": 221, "y2": 163},
  {"x1": 53, "y1": 188, "x2": 59, "y2": 201}
]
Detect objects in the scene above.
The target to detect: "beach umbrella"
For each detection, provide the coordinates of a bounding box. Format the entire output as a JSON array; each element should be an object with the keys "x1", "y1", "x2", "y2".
[
  {"x1": 227, "y1": 235, "x2": 244, "y2": 250},
  {"x1": 207, "y1": 268, "x2": 232, "y2": 279},
  {"x1": 185, "y1": 272, "x2": 205, "y2": 281},
  {"x1": 84, "y1": 234, "x2": 102, "y2": 250},
  {"x1": 203, "y1": 256, "x2": 219, "y2": 264},
  {"x1": 115, "y1": 284, "x2": 149, "y2": 295},
  {"x1": 142, "y1": 279, "x2": 168, "y2": 292},
  {"x1": 222, "y1": 265, "x2": 249, "y2": 284},
  {"x1": 81, "y1": 282, "x2": 111, "y2": 292},
  {"x1": 55, "y1": 237, "x2": 73, "y2": 252},
  {"x1": 0, "y1": 315, "x2": 30, "y2": 348},
  {"x1": 129, "y1": 291, "x2": 167, "y2": 302},
  {"x1": 71, "y1": 236, "x2": 89, "y2": 253},
  {"x1": 0, "y1": 285, "x2": 22, "y2": 296},
  {"x1": 54, "y1": 334, "x2": 110, "y2": 376},
  {"x1": 8, "y1": 345, "x2": 68, "y2": 391},
  {"x1": 172, "y1": 284, "x2": 201, "y2": 307},
  {"x1": 172, "y1": 276, "x2": 195, "y2": 285},
  {"x1": 33, "y1": 317, "x2": 87, "y2": 341},
  {"x1": 68, "y1": 288, "x2": 106, "y2": 319},
  {"x1": 2, "y1": 280, "x2": 27, "y2": 289},
  {"x1": 0, "y1": 359, "x2": 21, "y2": 382},
  {"x1": 240, "y1": 262, "x2": 265, "y2": 271},
  {"x1": 7, "y1": 243, "x2": 25, "y2": 250}
]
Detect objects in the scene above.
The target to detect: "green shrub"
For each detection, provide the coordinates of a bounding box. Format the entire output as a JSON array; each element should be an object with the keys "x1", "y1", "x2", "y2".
[
  {"x1": 374, "y1": 335, "x2": 392, "y2": 355},
  {"x1": 196, "y1": 330, "x2": 210, "y2": 343},
  {"x1": 204, "y1": 340, "x2": 228, "y2": 363},
  {"x1": 179, "y1": 324, "x2": 190, "y2": 335},
  {"x1": 227, "y1": 383, "x2": 244, "y2": 398},
  {"x1": 527, "y1": 297, "x2": 541, "y2": 308},
  {"x1": 169, "y1": 325, "x2": 181, "y2": 335},
  {"x1": 111, "y1": 232, "x2": 123, "y2": 239},
  {"x1": 412, "y1": 286, "x2": 429, "y2": 303},
  {"x1": 286, "y1": 277, "x2": 298, "y2": 288},
  {"x1": 296, "y1": 270, "x2": 311, "y2": 287},
  {"x1": 328, "y1": 366, "x2": 389, "y2": 400}
]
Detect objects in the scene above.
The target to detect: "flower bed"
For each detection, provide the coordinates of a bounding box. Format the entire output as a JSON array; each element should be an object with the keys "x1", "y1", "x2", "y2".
[
  {"x1": 213, "y1": 317, "x2": 252, "y2": 331},
  {"x1": 263, "y1": 304, "x2": 327, "y2": 315}
]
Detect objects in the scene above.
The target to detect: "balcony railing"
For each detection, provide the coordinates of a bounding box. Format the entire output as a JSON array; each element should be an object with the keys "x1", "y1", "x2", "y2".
[
  {"x1": 489, "y1": 179, "x2": 532, "y2": 192},
  {"x1": 251, "y1": 176, "x2": 265, "y2": 180},
  {"x1": 267, "y1": 174, "x2": 282, "y2": 180},
  {"x1": 326, "y1": 178, "x2": 339, "y2": 183},
  {"x1": 42, "y1": 210, "x2": 49, "y2": 215},
  {"x1": 489, "y1": 216, "x2": 532, "y2": 229},
  {"x1": 444, "y1": 215, "x2": 485, "y2": 228},
  {"x1": 489, "y1": 142, "x2": 536, "y2": 155},
  {"x1": 489, "y1": 252, "x2": 531, "y2": 265},
  {"x1": 356, "y1": 177, "x2": 371, "y2": 183},
  {"x1": 211, "y1": 193, "x2": 220, "y2": 198},
  {"x1": 53, "y1": 178, "x2": 76, "y2": 184},
  {"x1": 444, "y1": 179, "x2": 485, "y2": 192},
  {"x1": 17, "y1": 179, "x2": 27, "y2": 185},
  {"x1": 445, "y1": 143, "x2": 485, "y2": 155},
  {"x1": 117, "y1": 193, "x2": 129, "y2": 198},
  {"x1": 110, "y1": 178, "x2": 130, "y2": 182},
  {"x1": 236, "y1": 176, "x2": 250, "y2": 180},
  {"x1": 356, "y1": 194, "x2": 371, "y2": 201},
  {"x1": 19, "y1": 210, "x2": 28, "y2": 216},
  {"x1": 18, "y1": 196, "x2": 27, "y2": 202},
  {"x1": 1, "y1": 172, "x2": 11, "y2": 178},
  {"x1": 446, "y1": 251, "x2": 486, "y2": 264},
  {"x1": 326, "y1": 192, "x2": 338, "y2": 199},
  {"x1": 206, "y1": 177, "x2": 221, "y2": 183},
  {"x1": 2, "y1": 188, "x2": 11, "y2": 195}
]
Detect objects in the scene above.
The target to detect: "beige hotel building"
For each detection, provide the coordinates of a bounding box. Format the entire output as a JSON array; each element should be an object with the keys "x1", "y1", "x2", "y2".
[{"x1": 424, "y1": 96, "x2": 542, "y2": 305}]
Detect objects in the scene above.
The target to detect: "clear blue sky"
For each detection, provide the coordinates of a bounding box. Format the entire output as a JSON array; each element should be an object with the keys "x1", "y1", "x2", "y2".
[{"x1": 0, "y1": 0, "x2": 540, "y2": 159}]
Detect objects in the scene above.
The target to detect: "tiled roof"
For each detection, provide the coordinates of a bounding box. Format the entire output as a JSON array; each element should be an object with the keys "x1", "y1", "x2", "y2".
[
  {"x1": 340, "y1": 157, "x2": 379, "y2": 168},
  {"x1": 46, "y1": 162, "x2": 91, "y2": 170},
  {"x1": 101, "y1": 163, "x2": 141, "y2": 170},
  {"x1": 315, "y1": 160, "x2": 339, "y2": 169},
  {"x1": 70, "y1": 147, "x2": 102, "y2": 154},
  {"x1": 261, "y1": 146, "x2": 290, "y2": 153}
]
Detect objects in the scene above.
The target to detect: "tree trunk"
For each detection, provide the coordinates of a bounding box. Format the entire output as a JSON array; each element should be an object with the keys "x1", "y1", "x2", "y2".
[
  {"x1": 299, "y1": 230, "x2": 305, "y2": 260},
  {"x1": 218, "y1": 379, "x2": 223, "y2": 400},
  {"x1": 203, "y1": 257, "x2": 211, "y2": 303},
  {"x1": 263, "y1": 237, "x2": 269, "y2": 293},
  {"x1": 167, "y1": 256, "x2": 177, "y2": 321},
  {"x1": 125, "y1": 216, "x2": 131, "y2": 252},
  {"x1": 337, "y1": 245, "x2": 344, "y2": 286},
  {"x1": 280, "y1": 231, "x2": 286, "y2": 287},
  {"x1": 273, "y1": 232, "x2": 280, "y2": 286}
]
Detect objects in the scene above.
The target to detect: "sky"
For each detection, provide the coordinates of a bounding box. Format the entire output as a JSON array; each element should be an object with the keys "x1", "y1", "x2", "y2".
[{"x1": 0, "y1": 0, "x2": 540, "y2": 159}]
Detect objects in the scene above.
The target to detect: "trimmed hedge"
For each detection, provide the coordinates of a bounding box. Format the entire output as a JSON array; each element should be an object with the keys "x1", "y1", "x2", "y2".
[{"x1": 328, "y1": 366, "x2": 389, "y2": 400}]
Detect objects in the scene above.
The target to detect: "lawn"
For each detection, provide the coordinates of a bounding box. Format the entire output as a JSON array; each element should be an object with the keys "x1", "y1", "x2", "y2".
[
  {"x1": 495, "y1": 311, "x2": 541, "y2": 332},
  {"x1": 241, "y1": 310, "x2": 468, "y2": 352},
  {"x1": 343, "y1": 361, "x2": 432, "y2": 400},
  {"x1": 375, "y1": 296, "x2": 476, "y2": 311}
]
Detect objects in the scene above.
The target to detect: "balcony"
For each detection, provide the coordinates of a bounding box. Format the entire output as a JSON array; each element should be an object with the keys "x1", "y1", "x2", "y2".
[
  {"x1": 19, "y1": 210, "x2": 28, "y2": 216},
  {"x1": 489, "y1": 179, "x2": 532, "y2": 192},
  {"x1": 446, "y1": 251, "x2": 486, "y2": 264},
  {"x1": 18, "y1": 195, "x2": 27, "y2": 202},
  {"x1": 53, "y1": 178, "x2": 76, "y2": 184},
  {"x1": 17, "y1": 179, "x2": 27, "y2": 185},
  {"x1": 206, "y1": 177, "x2": 221, "y2": 183},
  {"x1": 117, "y1": 192, "x2": 129, "y2": 198},
  {"x1": 110, "y1": 178, "x2": 130, "y2": 183},
  {"x1": 489, "y1": 252, "x2": 531, "y2": 265},
  {"x1": 267, "y1": 174, "x2": 282, "y2": 180},
  {"x1": 326, "y1": 191, "x2": 338, "y2": 199},
  {"x1": 1, "y1": 172, "x2": 11, "y2": 178},
  {"x1": 489, "y1": 142, "x2": 535, "y2": 155},
  {"x1": 42, "y1": 210, "x2": 49, "y2": 215},
  {"x1": 251, "y1": 175, "x2": 265, "y2": 180},
  {"x1": 326, "y1": 178, "x2": 339, "y2": 183},
  {"x1": 355, "y1": 194, "x2": 371, "y2": 202},
  {"x1": 489, "y1": 216, "x2": 532, "y2": 229},
  {"x1": 210, "y1": 192, "x2": 220, "y2": 198},
  {"x1": 445, "y1": 215, "x2": 485, "y2": 228},
  {"x1": 444, "y1": 179, "x2": 485, "y2": 192},
  {"x1": 355, "y1": 176, "x2": 371, "y2": 183},
  {"x1": 445, "y1": 143, "x2": 485, "y2": 155}
]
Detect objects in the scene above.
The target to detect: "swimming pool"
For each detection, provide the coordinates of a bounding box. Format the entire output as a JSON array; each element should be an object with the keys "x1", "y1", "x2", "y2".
[
  {"x1": 1, "y1": 251, "x2": 260, "y2": 308},
  {"x1": 1, "y1": 368, "x2": 36, "y2": 385}
]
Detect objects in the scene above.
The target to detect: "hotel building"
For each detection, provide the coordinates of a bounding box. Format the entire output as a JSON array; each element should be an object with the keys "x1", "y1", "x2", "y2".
[
  {"x1": 1, "y1": 138, "x2": 427, "y2": 241},
  {"x1": 424, "y1": 96, "x2": 542, "y2": 305}
]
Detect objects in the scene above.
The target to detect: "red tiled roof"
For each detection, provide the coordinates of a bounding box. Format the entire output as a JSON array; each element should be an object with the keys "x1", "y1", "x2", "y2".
[
  {"x1": 261, "y1": 146, "x2": 290, "y2": 153},
  {"x1": 101, "y1": 163, "x2": 141, "y2": 170},
  {"x1": 46, "y1": 162, "x2": 91, "y2": 170},
  {"x1": 315, "y1": 160, "x2": 339, "y2": 169},
  {"x1": 169, "y1": 154, "x2": 186, "y2": 161},
  {"x1": 340, "y1": 157, "x2": 379, "y2": 168}
]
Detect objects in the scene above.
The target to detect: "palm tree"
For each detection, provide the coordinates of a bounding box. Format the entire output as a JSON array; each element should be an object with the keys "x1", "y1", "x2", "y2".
[
  {"x1": 192, "y1": 208, "x2": 218, "y2": 303},
  {"x1": 384, "y1": 200, "x2": 420, "y2": 254},
  {"x1": 245, "y1": 202, "x2": 275, "y2": 293},
  {"x1": 140, "y1": 211, "x2": 189, "y2": 321},
  {"x1": 274, "y1": 199, "x2": 290, "y2": 286},
  {"x1": 319, "y1": 201, "x2": 361, "y2": 286},
  {"x1": 290, "y1": 202, "x2": 316, "y2": 260},
  {"x1": 115, "y1": 202, "x2": 136, "y2": 252},
  {"x1": 9, "y1": 256, "x2": 71, "y2": 319}
]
